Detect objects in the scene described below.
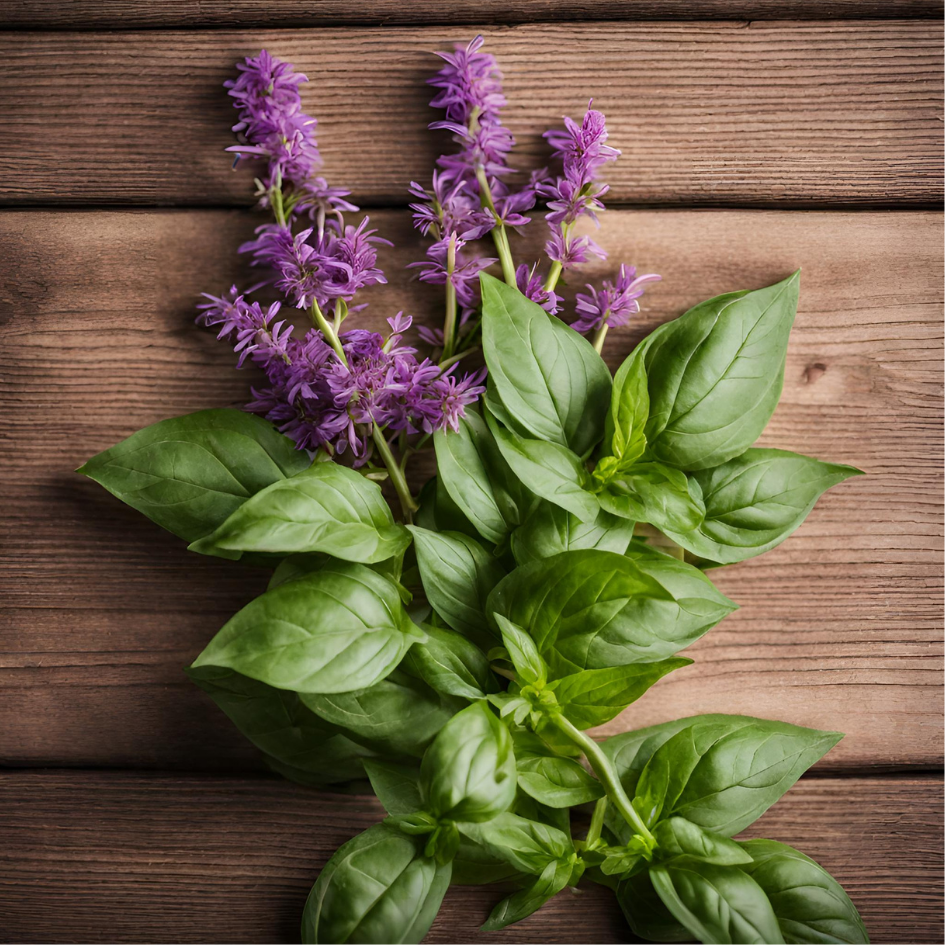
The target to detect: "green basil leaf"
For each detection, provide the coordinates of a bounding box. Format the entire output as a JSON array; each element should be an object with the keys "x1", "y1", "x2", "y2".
[
  {"x1": 407, "y1": 526, "x2": 505, "y2": 646},
  {"x1": 600, "y1": 461, "x2": 706, "y2": 532},
  {"x1": 192, "y1": 562, "x2": 425, "y2": 693},
  {"x1": 404, "y1": 624, "x2": 498, "y2": 700},
  {"x1": 421, "y1": 701, "x2": 516, "y2": 823},
  {"x1": 480, "y1": 272, "x2": 612, "y2": 455},
  {"x1": 481, "y1": 857, "x2": 573, "y2": 931},
  {"x1": 434, "y1": 407, "x2": 534, "y2": 543},
  {"x1": 186, "y1": 665, "x2": 379, "y2": 784},
  {"x1": 189, "y1": 462, "x2": 410, "y2": 562},
  {"x1": 738, "y1": 839, "x2": 869, "y2": 944},
  {"x1": 513, "y1": 789, "x2": 574, "y2": 837},
  {"x1": 460, "y1": 811, "x2": 572, "y2": 875},
  {"x1": 654, "y1": 817, "x2": 754, "y2": 867},
  {"x1": 78, "y1": 409, "x2": 310, "y2": 543},
  {"x1": 548, "y1": 658, "x2": 691, "y2": 729},
  {"x1": 486, "y1": 406, "x2": 601, "y2": 521},
  {"x1": 617, "y1": 869, "x2": 693, "y2": 943},
  {"x1": 494, "y1": 614, "x2": 546, "y2": 686},
  {"x1": 488, "y1": 550, "x2": 736, "y2": 675},
  {"x1": 662, "y1": 449, "x2": 863, "y2": 565},
  {"x1": 267, "y1": 552, "x2": 404, "y2": 591},
  {"x1": 644, "y1": 272, "x2": 800, "y2": 471},
  {"x1": 363, "y1": 760, "x2": 423, "y2": 816},
  {"x1": 511, "y1": 501, "x2": 636, "y2": 566},
  {"x1": 633, "y1": 717, "x2": 842, "y2": 835},
  {"x1": 516, "y1": 753, "x2": 604, "y2": 808},
  {"x1": 650, "y1": 862, "x2": 785, "y2": 944},
  {"x1": 301, "y1": 823, "x2": 451, "y2": 944},
  {"x1": 451, "y1": 834, "x2": 524, "y2": 886},
  {"x1": 604, "y1": 341, "x2": 650, "y2": 469},
  {"x1": 302, "y1": 670, "x2": 460, "y2": 759}
]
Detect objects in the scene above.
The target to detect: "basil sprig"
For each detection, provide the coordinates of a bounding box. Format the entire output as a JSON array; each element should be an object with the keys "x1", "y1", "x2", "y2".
[{"x1": 84, "y1": 274, "x2": 866, "y2": 943}]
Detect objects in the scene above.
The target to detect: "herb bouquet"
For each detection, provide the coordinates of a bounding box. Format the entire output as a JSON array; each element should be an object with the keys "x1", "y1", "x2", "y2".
[{"x1": 79, "y1": 38, "x2": 869, "y2": 945}]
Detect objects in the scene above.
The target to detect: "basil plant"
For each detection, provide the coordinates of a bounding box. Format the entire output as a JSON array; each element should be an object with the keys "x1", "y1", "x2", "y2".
[{"x1": 81, "y1": 273, "x2": 867, "y2": 944}]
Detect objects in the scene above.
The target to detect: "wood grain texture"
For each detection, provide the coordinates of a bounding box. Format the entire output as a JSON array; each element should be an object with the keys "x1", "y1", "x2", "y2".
[
  {"x1": 2, "y1": 0, "x2": 942, "y2": 29},
  {"x1": 0, "y1": 771, "x2": 940, "y2": 944},
  {"x1": 1, "y1": 207, "x2": 941, "y2": 771},
  {"x1": 0, "y1": 21, "x2": 941, "y2": 208}
]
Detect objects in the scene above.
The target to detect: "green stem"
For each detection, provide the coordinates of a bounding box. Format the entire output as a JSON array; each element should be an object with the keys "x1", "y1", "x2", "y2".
[
  {"x1": 552, "y1": 714, "x2": 655, "y2": 845},
  {"x1": 592, "y1": 323, "x2": 609, "y2": 354},
  {"x1": 475, "y1": 166, "x2": 516, "y2": 286},
  {"x1": 311, "y1": 301, "x2": 347, "y2": 364},
  {"x1": 543, "y1": 260, "x2": 563, "y2": 294},
  {"x1": 443, "y1": 236, "x2": 458, "y2": 360},
  {"x1": 585, "y1": 797, "x2": 608, "y2": 848},
  {"x1": 372, "y1": 425, "x2": 418, "y2": 523}
]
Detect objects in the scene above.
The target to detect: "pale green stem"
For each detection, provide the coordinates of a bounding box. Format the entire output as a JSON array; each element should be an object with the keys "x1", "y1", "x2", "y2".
[
  {"x1": 311, "y1": 300, "x2": 347, "y2": 364},
  {"x1": 552, "y1": 714, "x2": 655, "y2": 845},
  {"x1": 592, "y1": 323, "x2": 609, "y2": 354},
  {"x1": 475, "y1": 166, "x2": 516, "y2": 286},
  {"x1": 372, "y1": 425, "x2": 418, "y2": 522},
  {"x1": 585, "y1": 797, "x2": 608, "y2": 848},
  {"x1": 442, "y1": 235, "x2": 458, "y2": 360},
  {"x1": 543, "y1": 260, "x2": 563, "y2": 294}
]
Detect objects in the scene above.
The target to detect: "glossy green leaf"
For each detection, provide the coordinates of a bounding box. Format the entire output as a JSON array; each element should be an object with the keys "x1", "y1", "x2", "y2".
[
  {"x1": 267, "y1": 552, "x2": 404, "y2": 592},
  {"x1": 78, "y1": 409, "x2": 310, "y2": 543},
  {"x1": 403, "y1": 624, "x2": 498, "y2": 701},
  {"x1": 363, "y1": 760, "x2": 423, "y2": 816},
  {"x1": 650, "y1": 862, "x2": 785, "y2": 944},
  {"x1": 644, "y1": 272, "x2": 800, "y2": 471},
  {"x1": 599, "y1": 461, "x2": 706, "y2": 533},
  {"x1": 488, "y1": 550, "x2": 736, "y2": 675},
  {"x1": 434, "y1": 407, "x2": 534, "y2": 543},
  {"x1": 460, "y1": 811, "x2": 572, "y2": 875},
  {"x1": 185, "y1": 665, "x2": 377, "y2": 784},
  {"x1": 451, "y1": 835, "x2": 524, "y2": 886},
  {"x1": 654, "y1": 817, "x2": 754, "y2": 867},
  {"x1": 407, "y1": 526, "x2": 505, "y2": 646},
  {"x1": 494, "y1": 614, "x2": 546, "y2": 686},
  {"x1": 480, "y1": 272, "x2": 612, "y2": 456},
  {"x1": 662, "y1": 449, "x2": 863, "y2": 565},
  {"x1": 191, "y1": 562, "x2": 425, "y2": 693},
  {"x1": 189, "y1": 462, "x2": 410, "y2": 562},
  {"x1": 302, "y1": 670, "x2": 460, "y2": 759},
  {"x1": 632, "y1": 717, "x2": 842, "y2": 835},
  {"x1": 511, "y1": 501, "x2": 636, "y2": 566},
  {"x1": 301, "y1": 824, "x2": 451, "y2": 944},
  {"x1": 738, "y1": 840, "x2": 869, "y2": 944},
  {"x1": 516, "y1": 752, "x2": 604, "y2": 808},
  {"x1": 486, "y1": 408, "x2": 601, "y2": 521},
  {"x1": 548, "y1": 658, "x2": 691, "y2": 729},
  {"x1": 421, "y1": 701, "x2": 516, "y2": 823},
  {"x1": 481, "y1": 857, "x2": 573, "y2": 931},
  {"x1": 604, "y1": 341, "x2": 650, "y2": 469},
  {"x1": 617, "y1": 869, "x2": 693, "y2": 943}
]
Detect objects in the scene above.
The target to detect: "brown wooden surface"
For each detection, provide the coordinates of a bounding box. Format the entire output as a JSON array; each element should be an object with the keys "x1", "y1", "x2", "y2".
[
  {"x1": 0, "y1": 771, "x2": 940, "y2": 944},
  {"x1": 0, "y1": 22, "x2": 942, "y2": 209},
  {"x1": 2, "y1": 1, "x2": 943, "y2": 28},
  {"x1": 1, "y1": 207, "x2": 941, "y2": 771}
]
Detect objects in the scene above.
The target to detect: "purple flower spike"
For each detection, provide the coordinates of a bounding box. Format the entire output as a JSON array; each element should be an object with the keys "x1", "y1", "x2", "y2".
[{"x1": 572, "y1": 264, "x2": 662, "y2": 334}]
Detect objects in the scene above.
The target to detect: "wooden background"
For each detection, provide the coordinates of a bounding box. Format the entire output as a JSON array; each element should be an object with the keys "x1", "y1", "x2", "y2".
[{"x1": 0, "y1": 2, "x2": 942, "y2": 942}]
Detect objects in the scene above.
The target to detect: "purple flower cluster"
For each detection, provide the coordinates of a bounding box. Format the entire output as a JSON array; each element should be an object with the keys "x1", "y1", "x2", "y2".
[
  {"x1": 199, "y1": 290, "x2": 484, "y2": 462},
  {"x1": 540, "y1": 103, "x2": 620, "y2": 270},
  {"x1": 198, "y1": 50, "x2": 488, "y2": 463},
  {"x1": 573, "y1": 265, "x2": 662, "y2": 333}
]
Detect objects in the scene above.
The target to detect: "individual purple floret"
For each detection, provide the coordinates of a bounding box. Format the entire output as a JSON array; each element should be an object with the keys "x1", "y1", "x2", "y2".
[
  {"x1": 572, "y1": 264, "x2": 662, "y2": 334},
  {"x1": 515, "y1": 264, "x2": 561, "y2": 315}
]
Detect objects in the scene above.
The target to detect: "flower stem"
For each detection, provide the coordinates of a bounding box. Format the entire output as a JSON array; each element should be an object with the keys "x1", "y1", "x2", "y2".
[
  {"x1": 372, "y1": 426, "x2": 418, "y2": 523},
  {"x1": 311, "y1": 300, "x2": 347, "y2": 365},
  {"x1": 443, "y1": 236, "x2": 459, "y2": 360},
  {"x1": 552, "y1": 714, "x2": 655, "y2": 845},
  {"x1": 592, "y1": 323, "x2": 609, "y2": 354},
  {"x1": 543, "y1": 260, "x2": 563, "y2": 294},
  {"x1": 475, "y1": 166, "x2": 516, "y2": 286}
]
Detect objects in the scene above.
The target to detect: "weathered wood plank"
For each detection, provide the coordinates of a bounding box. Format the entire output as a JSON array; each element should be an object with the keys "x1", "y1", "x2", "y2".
[
  {"x1": 0, "y1": 207, "x2": 941, "y2": 771},
  {"x1": 0, "y1": 771, "x2": 939, "y2": 943},
  {"x1": 2, "y1": 1, "x2": 942, "y2": 29},
  {"x1": 0, "y1": 22, "x2": 941, "y2": 208}
]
